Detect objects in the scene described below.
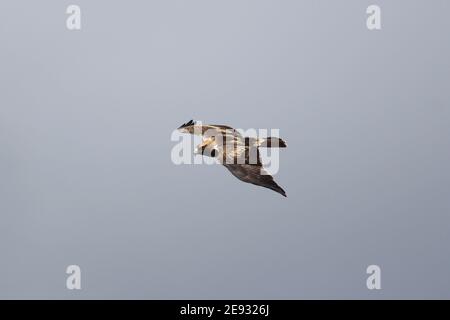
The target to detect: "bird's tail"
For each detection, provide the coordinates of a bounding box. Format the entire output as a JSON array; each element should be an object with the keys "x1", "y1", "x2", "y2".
[{"x1": 258, "y1": 137, "x2": 287, "y2": 148}]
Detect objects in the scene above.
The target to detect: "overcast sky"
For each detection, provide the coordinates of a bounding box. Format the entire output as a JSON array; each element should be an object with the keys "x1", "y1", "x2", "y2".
[{"x1": 0, "y1": 0, "x2": 449, "y2": 298}]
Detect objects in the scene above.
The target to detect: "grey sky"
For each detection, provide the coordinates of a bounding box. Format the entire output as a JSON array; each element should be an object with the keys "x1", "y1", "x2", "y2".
[{"x1": 0, "y1": 1, "x2": 449, "y2": 299}]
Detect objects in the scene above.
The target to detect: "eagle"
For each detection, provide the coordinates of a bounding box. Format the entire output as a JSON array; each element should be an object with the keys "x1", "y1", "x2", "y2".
[{"x1": 178, "y1": 120, "x2": 287, "y2": 197}]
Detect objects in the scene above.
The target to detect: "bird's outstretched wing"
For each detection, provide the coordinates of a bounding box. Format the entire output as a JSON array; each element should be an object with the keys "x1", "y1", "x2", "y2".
[
  {"x1": 178, "y1": 120, "x2": 242, "y2": 139},
  {"x1": 178, "y1": 120, "x2": 246, "y2": 161},
  {"x1": 223, "y1": 164, "x2": 287, "y2": 197}
]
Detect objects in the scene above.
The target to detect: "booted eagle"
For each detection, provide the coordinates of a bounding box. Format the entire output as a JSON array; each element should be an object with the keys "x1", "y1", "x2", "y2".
[{"x1": 178, "y1": 120, "x2": 287, "y2": 197}]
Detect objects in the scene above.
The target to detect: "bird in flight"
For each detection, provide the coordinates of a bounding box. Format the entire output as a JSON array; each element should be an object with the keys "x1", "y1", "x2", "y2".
[{"x1": 177, "y1": 120, "x2": 287, "y2": 197}]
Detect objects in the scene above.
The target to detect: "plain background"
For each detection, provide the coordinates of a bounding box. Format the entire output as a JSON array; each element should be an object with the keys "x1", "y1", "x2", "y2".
[{"x1": 0, "y1": 1, "x2": 449, "y2": 299}]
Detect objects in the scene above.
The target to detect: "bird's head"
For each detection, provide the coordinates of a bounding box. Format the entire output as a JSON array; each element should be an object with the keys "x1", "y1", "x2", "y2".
[{"x1": 194, "y1": 138, "x2": 219, "y2": 158}]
